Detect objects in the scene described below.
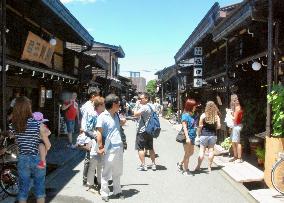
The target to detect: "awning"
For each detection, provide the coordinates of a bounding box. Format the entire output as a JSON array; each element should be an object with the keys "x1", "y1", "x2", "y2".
[
  {"x1": 175, "y1": 3, "x2": 220, "y2": 62},
  {"x1": 212, "y1": 1, "x2": 253, "y2": 42},
  {"x1": 7, "y1": 58, "x2": 78, "y2": 80},
  {"x1": 7, "y1": 0, "x2": 94, "y2": 46}
]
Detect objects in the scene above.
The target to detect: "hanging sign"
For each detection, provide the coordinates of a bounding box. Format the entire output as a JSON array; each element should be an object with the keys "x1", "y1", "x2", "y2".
[
  {"x1": 194, "y1": 47, "x2": 203, "y2": 56},
  {"x1": 193, "y1": 47, "x2": 203, "y2": 88},
  {"x1": 21, "y1": 31, "x2": 55, "y2": 67},
  {"x1": 193, "y1": 78, "x2": 203, "y2": 88},
  {"x1": 193, "y1": 68, "x2": 203, "y2": 77},
  {"x1": 194, "y1": 57, "x2": 203, "y2": 66}
]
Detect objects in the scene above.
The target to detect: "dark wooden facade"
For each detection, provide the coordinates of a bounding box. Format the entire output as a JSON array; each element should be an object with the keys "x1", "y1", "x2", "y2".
[{"x1": 0, "y1": 0, "x2": 94, "y2": 134}]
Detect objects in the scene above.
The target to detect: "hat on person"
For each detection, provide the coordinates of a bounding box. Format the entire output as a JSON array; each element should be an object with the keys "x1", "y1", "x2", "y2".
[{"x1": 32, "y1": 112, "x2": 49, "y2": 123}]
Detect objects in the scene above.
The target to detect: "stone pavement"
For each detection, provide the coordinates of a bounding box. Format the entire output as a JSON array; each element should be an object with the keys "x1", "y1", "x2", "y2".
[{"x1": 42, "y1": 118, "x2": 255, "y2": 203}]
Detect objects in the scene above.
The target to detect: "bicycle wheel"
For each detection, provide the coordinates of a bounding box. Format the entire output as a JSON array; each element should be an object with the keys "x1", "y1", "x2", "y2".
[
  {"x1": 4, "y1": 144, "x2": 18, "y2": 163},
  {"x1": 271, "y1": 158, "x2": 284, "y2": 195},
  {"x1": 0, "y1": 165, "x2": 19, "y2": 196}
]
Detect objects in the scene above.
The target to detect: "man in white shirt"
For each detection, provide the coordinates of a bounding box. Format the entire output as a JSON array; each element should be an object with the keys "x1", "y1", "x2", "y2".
[{"x1": 96, "y1": 94, "x2": 126, "y2": 202}]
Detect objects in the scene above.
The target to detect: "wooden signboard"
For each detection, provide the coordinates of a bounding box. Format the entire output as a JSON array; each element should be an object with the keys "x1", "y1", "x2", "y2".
[{"x1": 21, "y1": 31, "x2": 55, "y2": 67}]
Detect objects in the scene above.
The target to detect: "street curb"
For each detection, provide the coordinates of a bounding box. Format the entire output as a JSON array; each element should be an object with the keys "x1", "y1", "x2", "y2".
[{"x1": 46, "y1": 149, "x2": 81, "y2": 185}]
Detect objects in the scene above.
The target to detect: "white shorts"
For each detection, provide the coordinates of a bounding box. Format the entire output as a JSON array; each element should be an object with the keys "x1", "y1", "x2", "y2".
[{"x1": 230, "y1": 125, "x2": 242, "y2": 143}]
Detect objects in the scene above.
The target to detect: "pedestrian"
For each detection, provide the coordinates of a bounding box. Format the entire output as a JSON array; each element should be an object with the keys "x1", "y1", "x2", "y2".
[
  {"x1": 96, "y1": 94, "x2": 126, "y2": 202},
  {"x1": 120, "y1": 96, "x2": 127, "y2": 116},
  {"x1": 228, "y1": 94, "x2": 244, "y2": 163},
  {"x1": 78, "y1": 91, "x2": 100, "y2": 186},
  {"x1": 32, "y1": 112, "x2": 52, "y2": 169},
  {"x1": 86, "y1": 96, "x2": 105, "y2": 192},
  {"x1": 11, "y1": 96, "x2": 46, "y2": 203},
  {"x1": 176, "y1": 98, "x2": 198, "y2": 176},
  {"x1": 133, "y1": 92, "x2": 157, "y2": 171},
  {"x1": 62, "y1": 92, "x2": 79, "y2": 148},
  {"x1": 195, "y1": 101, "x2": 221, "y2": 173},
  {"x1": 153, "y1": 99, "x2": 162, "y2": 117}
]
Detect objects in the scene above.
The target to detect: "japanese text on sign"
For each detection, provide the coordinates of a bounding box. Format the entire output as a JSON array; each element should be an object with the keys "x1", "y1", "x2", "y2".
[
  {"x1": 21, "y1": 32, "x2": 55, "y2": 67},
  {"x1": 194, "y1": 57, "x2": 203, "y2": 66},
  {"x1": 194, "y1": 47, "x2": 203, "y2": 56},
  {"x1": 193, "y1": 78, "x2": 203, "y2": 88},
  {"x1": 194, "y1": 68, "x2": 203, "y2": 77}
]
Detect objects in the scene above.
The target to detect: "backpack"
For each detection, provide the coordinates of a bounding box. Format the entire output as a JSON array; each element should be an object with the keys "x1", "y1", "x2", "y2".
[{"x1": 142, "y1": 104, "x2": 161, "y2": 138}]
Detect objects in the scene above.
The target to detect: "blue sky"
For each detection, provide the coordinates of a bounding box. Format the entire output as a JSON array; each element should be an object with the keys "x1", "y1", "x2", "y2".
[{"x1": 61, "y1": 0, "x2": 242, "y2": 82}]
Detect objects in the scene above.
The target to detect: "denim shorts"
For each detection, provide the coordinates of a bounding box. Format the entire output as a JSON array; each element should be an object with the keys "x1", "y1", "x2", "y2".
[
  {"x1": 230, "y1": 125, "x2": 242, "y2": 143},
  {"x1": 17, "y1": 154, "x2": 46, "y2": 201},
  {"x1": 66, "y1": 120, "x2": 75, "y2": 133},
  {"x1": 200, "y1": 136, "x2": 217, "y2": 147}
]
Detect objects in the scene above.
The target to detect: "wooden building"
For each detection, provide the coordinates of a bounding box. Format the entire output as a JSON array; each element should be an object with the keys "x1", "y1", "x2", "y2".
[{"x1": 0, "y1": 0, "x2": 94, "y2": 134}]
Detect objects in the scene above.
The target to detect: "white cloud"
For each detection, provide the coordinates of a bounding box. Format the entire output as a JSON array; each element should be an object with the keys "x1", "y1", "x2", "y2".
[{"x1": 60, "y1": 0, "x2": 98, "y2": 4}]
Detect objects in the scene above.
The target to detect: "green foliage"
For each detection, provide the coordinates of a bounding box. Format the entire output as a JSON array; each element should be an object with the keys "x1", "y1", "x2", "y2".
[
  {"x1": 146, "y1": 80, "x2": 157, "y2": 99},
  {"x1": 255, "y1": 147, "x2": 265, "y2": 161},
  {"x1": 242, "y1": 98, "x2": 266, "y2": 136},
  {"x1": 221, "y1": 137, "x2": 232, "y2": 150},
  {"x1": 165, "y1": 107, "x2": 173, "y2": 119},
  {"x1": 267, "y1": 85, "x2": 284, "y2": 137}
]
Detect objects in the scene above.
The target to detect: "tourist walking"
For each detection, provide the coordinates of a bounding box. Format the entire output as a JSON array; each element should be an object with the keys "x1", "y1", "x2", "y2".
[
  {"x1": 96, "y1": 94, "x2": 126, "y2": 202},
  {"x1": 228, "y1": 94, "x2": 244, "y2": 163},
  {"x1": 133, "y1": 93, "x2": 157, "y2": 171},
  {"x1": 12, "y1": 96, "x2": 46, "y2": 203},
  {"x1": 195, "y1": 101, "x2": 221, "y2": 173},
  {"x1": 177, "y1": 99, "x2": 198, "y2": 176},
  {"x1": 62, "y1": 92, "x2": 79, "y2": 148},
  {"x1": 86, "y1": 96, "x2": 105, "y2": 192},
  {"x1": 79, "y1": 91, "x2": 100, "y2": 186}
]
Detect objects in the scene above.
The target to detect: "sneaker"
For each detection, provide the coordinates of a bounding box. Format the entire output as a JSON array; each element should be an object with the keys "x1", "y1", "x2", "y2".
[
  {"x1": 234, "y1": 159, "x2": 244, "y2": 163},
  {"x1": 102, "y1": 196, "x2": 109, "y2": 202},
  {"x1": 182, "y1": 170, "x2": 193, "y2": 176},
  {"x1": 37, "y1": 160, "x2": 46, "y2": 169},
  {"x1": 229, "y1": 157, "x2": 237, "y2": 162},
  {"x1": 137, "y1": 165, "x2": 148, "y2": 171},
  {"x1": 114, "y1": 193, "x2": 125, "y2": 200},
  {"x1": 176, "y1": 162, "x2": 183, "y2": 172},
  {"x1": 152, "y1": 164, "x2": 157, "y2": 171}
]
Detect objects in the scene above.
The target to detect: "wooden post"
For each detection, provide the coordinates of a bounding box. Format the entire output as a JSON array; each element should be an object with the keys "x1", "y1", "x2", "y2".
[
  {"x1": 266, "y1": 0, "x2": 273, "y2": 137},
  {"x1": 1, "y1": 0, "x2": 7, "y2": 132}
]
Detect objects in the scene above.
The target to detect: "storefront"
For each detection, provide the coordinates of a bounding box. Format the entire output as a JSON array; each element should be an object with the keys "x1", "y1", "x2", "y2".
[{"x1": 0, "y1": 0, "x2": 94, "y2": 133}]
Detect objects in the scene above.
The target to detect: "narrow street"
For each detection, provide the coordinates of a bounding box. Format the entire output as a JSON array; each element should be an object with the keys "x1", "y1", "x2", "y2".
[{"x1": 43, "y1": 118, "x2": 255, "y2": 203}]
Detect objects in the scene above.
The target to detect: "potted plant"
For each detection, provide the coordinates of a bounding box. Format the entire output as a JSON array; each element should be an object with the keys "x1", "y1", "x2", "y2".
[
  {"x1": 264, "y1": 84, "x2": 284, "y2": 187},
  {"x1": 255, "y1": 147, "x2": 265, "y2": 166}
]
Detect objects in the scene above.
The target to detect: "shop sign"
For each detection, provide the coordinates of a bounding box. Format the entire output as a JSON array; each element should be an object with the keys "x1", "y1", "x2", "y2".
[
  {"x1": 193, "y1": 78, "x2": 203, "y2": 88},
  {"x1": 193, "y1": 47, "x2": 203, "y2": 88},
  {"x1": 21, "y1": 31, "x2": 55, "y2": 67},
  {"x1": 193, "y1": 68, "x2": 203, "y2": 77}
]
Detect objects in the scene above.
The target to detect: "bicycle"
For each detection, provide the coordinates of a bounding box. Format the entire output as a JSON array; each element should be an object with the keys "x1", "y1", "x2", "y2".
[
  {"x1": 0, "y1": 132, "x2": 19, "y2": 196},
  {"x1": 271, "y1": 152, "x2": 284, "y2": 195}
]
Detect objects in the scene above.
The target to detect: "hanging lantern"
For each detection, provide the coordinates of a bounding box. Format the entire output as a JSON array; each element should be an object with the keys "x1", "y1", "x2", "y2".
[{"x1": 252, "y1": 61, "x2": 261, "y2": 71}]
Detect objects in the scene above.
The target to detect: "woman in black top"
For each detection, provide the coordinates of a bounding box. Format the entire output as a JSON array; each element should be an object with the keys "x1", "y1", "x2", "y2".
[{"x1": 195, "y1": 101, "x2": 221, "y2": 173}]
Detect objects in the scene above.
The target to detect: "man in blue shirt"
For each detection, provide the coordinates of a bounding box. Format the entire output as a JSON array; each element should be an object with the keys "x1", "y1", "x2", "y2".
[{"x1": 96, "y1": 94, "x2": 126, "y2": 202}]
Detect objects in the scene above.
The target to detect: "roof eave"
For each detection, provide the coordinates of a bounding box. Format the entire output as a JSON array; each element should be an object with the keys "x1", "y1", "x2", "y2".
[{"x1": 41, "y1": 0, "x2": 94, "y2": 46}]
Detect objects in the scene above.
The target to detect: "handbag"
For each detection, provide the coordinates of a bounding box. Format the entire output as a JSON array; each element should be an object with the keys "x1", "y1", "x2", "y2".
[{"x1": 176, "y1": 128, "x2": 186, "y2": 143}]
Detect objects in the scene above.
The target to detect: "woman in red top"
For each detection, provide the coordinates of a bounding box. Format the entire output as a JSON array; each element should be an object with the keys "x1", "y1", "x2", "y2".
[{"x1": 228, "y1": 94, "x2": 244, "y2": 163}]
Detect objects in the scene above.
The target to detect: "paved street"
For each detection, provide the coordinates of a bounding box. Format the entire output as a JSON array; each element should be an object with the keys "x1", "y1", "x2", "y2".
[{"x1": 42, "y1": 118, "x2": 256, "y2": 203}]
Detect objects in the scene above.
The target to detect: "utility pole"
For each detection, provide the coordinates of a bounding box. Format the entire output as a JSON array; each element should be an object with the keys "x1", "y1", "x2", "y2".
[{"x1": 1, "y1": 0, "x2": 7, "y2": 132}]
